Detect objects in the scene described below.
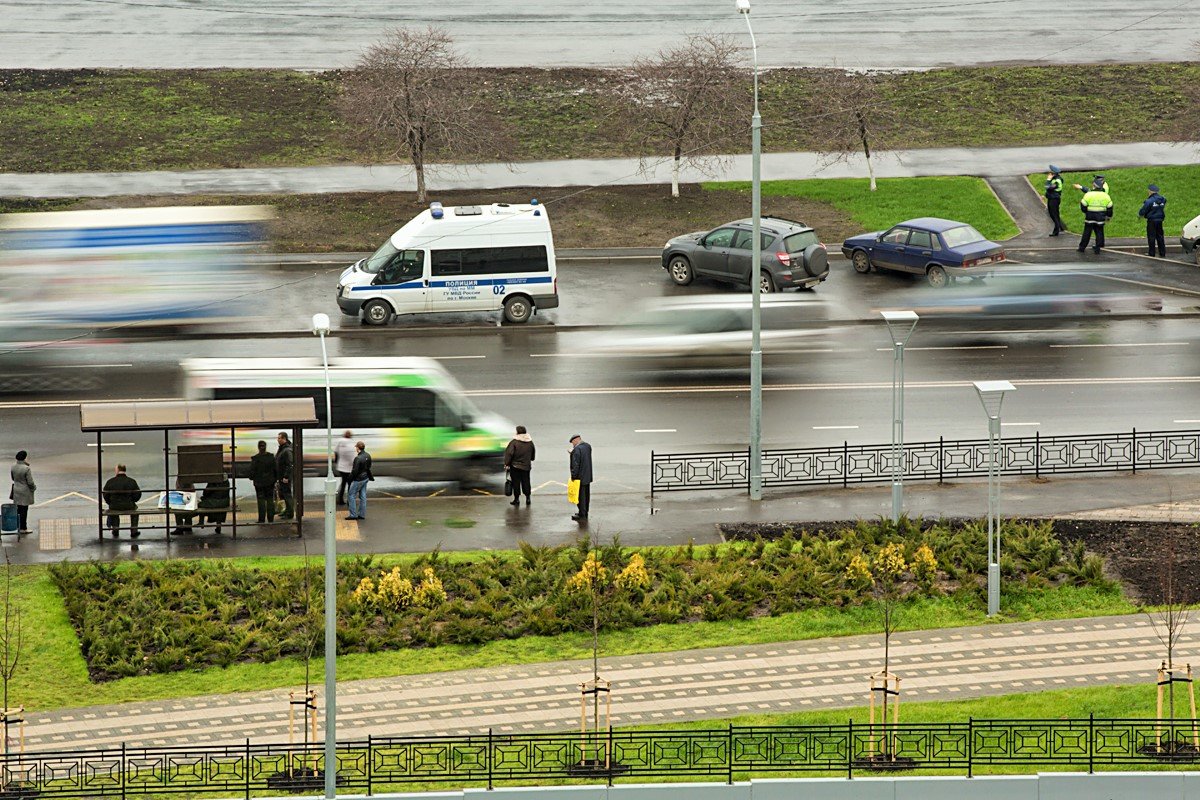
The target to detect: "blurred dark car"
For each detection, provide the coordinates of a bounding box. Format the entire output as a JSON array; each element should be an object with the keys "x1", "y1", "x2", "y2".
[
  {"x1": 841, "y1": 217, "x2": 1005, "y2": 288},
  {"x1": 662, "y1": 216, "x2": 829, "y2": 293}
]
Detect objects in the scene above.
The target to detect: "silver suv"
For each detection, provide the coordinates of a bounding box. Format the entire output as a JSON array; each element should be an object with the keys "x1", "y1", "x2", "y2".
[{"x1": 661, "y1": 216, "x2": 830, "y2": 293}]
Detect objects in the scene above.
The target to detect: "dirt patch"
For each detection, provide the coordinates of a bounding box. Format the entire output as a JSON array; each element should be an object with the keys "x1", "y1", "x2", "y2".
[{"x1": 720, "y1": 518, "x2": 1199, "y2": 605}]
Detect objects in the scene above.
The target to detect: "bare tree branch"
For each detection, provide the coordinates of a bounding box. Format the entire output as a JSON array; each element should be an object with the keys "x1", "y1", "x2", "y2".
[
  {"x1": 798, "y1": 68, "x2": 902, "y2": 191},
  {"x1": 618, "y1": 34, "x2": 750, "y2": 198},
  {"x1": 339, "y1": 26, "x2": 513, "y2": 202}
]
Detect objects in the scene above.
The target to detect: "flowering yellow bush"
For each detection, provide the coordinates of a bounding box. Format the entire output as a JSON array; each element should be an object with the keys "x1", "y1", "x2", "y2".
[
  {"x1": 614, "y1": 553, "x2": 651, "y2": 591},
  {"x1": 376, "y1": 567, "x2": 415, "y2": 610},
  {"x1": 567, "y1": 552, "x2": 608, "y2": 593},
  {"x1": 352, "y1": 565, "x2": 446, "y2": 611},
  {"x1": 844, "y1": 553, "x2": 874, "y2": 590},
  {"x1": 912, "y1": 544, "x2": 938, "y2": 594},
  {"x1": 413, "y1": 566, "x2": 447, "y2": 606},
  {"x1": 351, "y1": 576, "x2": 376, "y2": 604},
  {"x1": 874, "y1": 542, "x2": 907, "y2": 587}
]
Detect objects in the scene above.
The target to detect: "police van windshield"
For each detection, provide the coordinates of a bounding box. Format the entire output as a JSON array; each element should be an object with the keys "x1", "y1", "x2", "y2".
[{"x1": 361, "y1": 240, "x2": 400, "y2": 274}]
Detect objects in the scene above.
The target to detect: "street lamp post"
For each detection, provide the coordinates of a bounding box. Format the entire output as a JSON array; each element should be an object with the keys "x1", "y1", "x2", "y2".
[
  {"x1": 311, "y1": 312, "x2": 338, "y2": 799},
  {"x1": 973, "y1": 380, "x2": 1015, "y2": 617},
  {"x1": 736, "y1": 0, "x2": 763, "y2": 501},
  {"x1": 881, "y1": 311, "x2": 918, "y2": 524}
]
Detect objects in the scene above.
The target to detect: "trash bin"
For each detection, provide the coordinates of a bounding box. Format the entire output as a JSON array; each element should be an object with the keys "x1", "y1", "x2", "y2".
[{"x1": 0, "y1": 504, "x2": 18, "y2": 535}]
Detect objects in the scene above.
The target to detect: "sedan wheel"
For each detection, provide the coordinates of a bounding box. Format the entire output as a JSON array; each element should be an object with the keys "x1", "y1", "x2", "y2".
[
  {"x1": 852, "y1": 251, "x2": 872, "y2": 274},
  {"x1": 668, "y1": 256, "x2": 694, "y2": 286},
  {"x1": 759, "y1": 270, "x2": 776, "y2": 294},
  {"x1": 926, "y1": 265, "x2": 949, "y2": 288}
]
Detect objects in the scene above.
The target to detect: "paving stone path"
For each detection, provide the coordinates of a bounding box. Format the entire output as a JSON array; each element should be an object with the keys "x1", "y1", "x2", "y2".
[{"x1": 27, "y1": 613, "x2": 1183, "y2": 751}]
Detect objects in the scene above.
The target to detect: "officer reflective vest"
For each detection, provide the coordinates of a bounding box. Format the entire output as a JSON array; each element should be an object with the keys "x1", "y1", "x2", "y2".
[
  {"x1": 1045, "y1": 176, "x2": 1063, "y2": 198},
  {"x1": 1081, "y1": 190, "x2": 1113, "y2": 223}
]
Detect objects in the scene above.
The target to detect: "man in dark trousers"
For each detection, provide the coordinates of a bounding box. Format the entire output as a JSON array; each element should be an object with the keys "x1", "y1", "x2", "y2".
[
  {"x1": 504, "y1": 425, "x2": 536, "y2": 507},
  {"x1": 1139, "y1": 183, "x2": 1167, "y2": 257},
  {"x1": 102, "y1": 464, "x2": 142, "y2": 538},
  {"x1": 199, "y1": 471, "x2": 231, "y2": 535},
  {"x1": 250, "y1": 440, "x2": 277, "y2": 523},
  {"x1": 1044, "y1": 165, "x2": 1066, "y2": 236},
  {"x1": 275, "y1": 431, "x2": 295, "y2": 520},
  {"x1": 569, "y1": 434, "x2": 593, "y2": 521},
  {"x1": 1077, "y1": 177, "x2": 1113, "y2": 254}
]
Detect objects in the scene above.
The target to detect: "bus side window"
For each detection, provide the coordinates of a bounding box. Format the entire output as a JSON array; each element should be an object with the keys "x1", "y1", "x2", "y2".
[{"x1": 435, "y1": 395, "x2": 464, "y2": 430}]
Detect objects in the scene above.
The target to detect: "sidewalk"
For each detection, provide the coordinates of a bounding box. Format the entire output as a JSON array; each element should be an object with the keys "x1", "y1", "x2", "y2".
[{"x1": 2, "y1": 142, "x2": 1197, "y2": 198}]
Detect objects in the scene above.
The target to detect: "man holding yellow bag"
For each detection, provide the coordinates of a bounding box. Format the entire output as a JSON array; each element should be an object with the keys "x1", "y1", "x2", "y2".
[{"x1": 568, "y1": 434, "x2": 593, "y2": 521}]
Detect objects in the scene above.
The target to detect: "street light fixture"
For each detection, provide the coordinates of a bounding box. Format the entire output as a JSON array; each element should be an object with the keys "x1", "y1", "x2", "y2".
[
  {"x1": 311, "y1": 312, "x2": 338, "y2": 799},
  {"x1": 736, "y1": 0, "x2": 764, "y2": 501},
  {"x1": 881, "y1": 311, "x2": 918, "y2": 524},
  {"x1": 973, "y1": 379, "x2": 1015, "y2": 617}
]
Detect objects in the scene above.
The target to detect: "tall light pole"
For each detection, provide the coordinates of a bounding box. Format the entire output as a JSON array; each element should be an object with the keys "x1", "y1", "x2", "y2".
[
  {"x1": 973, "y1": 380, "x2": 1015, "y2": 617},
  {"x1": 736, "y1": 0, "x2": 763, "y2": 500},
  {"x1": 881, "y1": 311, "x2": 918, "y2": 524},
  {"x1": 311, "y1": 312, "x2": 338, "y2": 798}
]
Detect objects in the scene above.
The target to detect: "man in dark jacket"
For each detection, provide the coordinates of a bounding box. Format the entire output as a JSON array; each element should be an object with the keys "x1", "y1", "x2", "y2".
[
  {"x1": 275, "y1": 432, "x2": 295, "y2": 520},
  {"x1": 503, "y1": 425, "x2": 536, "y2": 507},
  {"x1": 249, "y1": 441, "x2": 277, "y2": 523},
  {"x1": 347, "y1": 441, "x2": 373, "y2": 521},
  {"x1": 199, "y1": 472, "x2": 231, "y2": 535},
  {"x1": 569, "y1": 434, "x2": 593, "y2": 521},
  {"x1": 1044, "y1": 165, "x2": 1065, "y2": 236},
  {"x1": 1139, "y1": 183, "x2": 1167, "y2": 257},
  {"x1": 102, "y1": 464, "x2": 142, "y2": 538}
]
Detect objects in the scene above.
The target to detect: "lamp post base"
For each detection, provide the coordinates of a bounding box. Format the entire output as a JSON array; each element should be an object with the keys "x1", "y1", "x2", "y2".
[{"x1": 987, "y1": 563, "x2": 1000, "y2": 616}]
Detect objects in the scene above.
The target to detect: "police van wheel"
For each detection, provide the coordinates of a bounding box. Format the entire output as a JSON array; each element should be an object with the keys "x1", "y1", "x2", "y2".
[
  {"x1": 362, "y1": 299, "x2": 393, "y2": 326},
  {"x1": 503, "y1": 296, "x2": 533, "y2": 324}
]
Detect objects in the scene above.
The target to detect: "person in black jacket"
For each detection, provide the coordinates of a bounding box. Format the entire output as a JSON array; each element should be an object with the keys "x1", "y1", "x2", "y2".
[
  {"x1": 275, "y1": 432, "x2": 295, "y2": 520},
  {"x1": 346, "y1": 441, "x2": 373, "y2": 521},
  {"x1": 503, "y1": 425, "x2": 536, "y2": 507},
  {"x1": 199, "y1": 472, "x2": 231, "y2": 535},
  {"x1": 102, "y1": 464, "x2": 142, "y2": 538},
  {"x1": 1044, "y1": 165, "x2": 1065, "y2": 236},
  {"x1": 249, "y1": 441, "x2": 277, "y2": 523},
  {"x1": 1139, "y1": 183, "x2": 1167, "y2": 257},
  {"x1": 569, "y1": 434, "x2": 593, "y2": 521}
]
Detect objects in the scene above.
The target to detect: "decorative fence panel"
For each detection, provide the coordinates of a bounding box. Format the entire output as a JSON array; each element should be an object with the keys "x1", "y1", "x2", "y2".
[
  {"x1": 4, "y1": 720, "x2": 1200, "y2": 797},
  {"x1": 651, "y1": 428, "x2": 1200, "y2": 494}
]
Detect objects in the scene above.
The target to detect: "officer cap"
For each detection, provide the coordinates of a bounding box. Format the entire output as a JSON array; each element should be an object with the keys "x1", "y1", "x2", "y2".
[
  {"x1": 1048, "y1": 164, "x2": 1061, "y2": 174},
  {"x1": 1148, "y1": 183, "x2": 1160, "y2": 192},
  {"x1": 1093, "y1": 177, "x2": 1106, "y2": 188}
]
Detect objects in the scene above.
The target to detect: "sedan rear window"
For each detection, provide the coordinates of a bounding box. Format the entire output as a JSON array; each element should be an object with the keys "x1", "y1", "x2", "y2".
[
  {"x1": 783, "y1": 231, "x2": 819, "y2": 252},
  {"x1": 941, "y1": 225, "x2": 987, "y2": 248}
]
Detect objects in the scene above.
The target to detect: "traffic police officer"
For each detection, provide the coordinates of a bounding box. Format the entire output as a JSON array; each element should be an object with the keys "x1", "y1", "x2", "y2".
[
  {"x1": 1045, "y1": 165, "x2": 1066, "y2": 236},
  {"x1": 1073, "y1": 175, "x2": 1109, "y2": 195},
  {"x1": 1138, "y1": 183, "x2": 1167, "y2": 257},
  {"x1": 1077, "y1": 177, "x2": 1113, "y2": 254}
]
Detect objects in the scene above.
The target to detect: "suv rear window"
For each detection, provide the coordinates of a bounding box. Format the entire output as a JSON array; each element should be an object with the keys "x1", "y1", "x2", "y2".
[{"x1": 783, "y1": 231, "x2": 819, "y2": 252}]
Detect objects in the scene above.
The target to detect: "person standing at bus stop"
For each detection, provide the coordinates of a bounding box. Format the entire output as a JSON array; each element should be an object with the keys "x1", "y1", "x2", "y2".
[
  {"x1": 250, "y1": 441, "x2": 277, "y2": 524},
  {"x1": 569, "y1": 434, "x2": 593, "y2": 521},
  {"x1": 275, "y1": 432, "x2": 295, "y2": 520},
  {"x1": 504, "y1": 425, "x2": 535, "y2": 507},
  {"x1": 10, "y1": 451, "x2": 35, "y2": 534},
  {"x1": 347, "y1": 441, "x2": 373, "y2": 521},
  {"x1": 334, "y1": 430, "x2": 356, "y2": 506}
]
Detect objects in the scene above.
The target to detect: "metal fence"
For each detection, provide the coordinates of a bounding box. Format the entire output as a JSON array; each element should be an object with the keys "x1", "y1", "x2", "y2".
[
  {"x1": 651, "y1": 427, "x2": 1200, "y2": 494},
  {"x1": 5, "y1": 718, "x2": 1200, "y2": 797}
]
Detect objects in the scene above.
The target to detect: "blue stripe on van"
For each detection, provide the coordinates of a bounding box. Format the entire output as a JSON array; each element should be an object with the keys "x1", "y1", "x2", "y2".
[{"x1": 350, "y1": 276, "x2": 553, "y2": 292}]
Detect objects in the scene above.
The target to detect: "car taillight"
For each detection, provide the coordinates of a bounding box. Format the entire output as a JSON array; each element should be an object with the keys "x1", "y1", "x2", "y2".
[
  {"x1": 963, "y1": 258, "x2": 977, "y2": 268},
  {"x1": 776, "y1": 251, "x2": 791, "y2": 266}
]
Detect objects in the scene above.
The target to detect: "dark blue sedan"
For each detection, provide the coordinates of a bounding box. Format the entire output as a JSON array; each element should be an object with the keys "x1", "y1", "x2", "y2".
[{"x1": 840, "y1": 217, "x2": 1006, "y2": 288}]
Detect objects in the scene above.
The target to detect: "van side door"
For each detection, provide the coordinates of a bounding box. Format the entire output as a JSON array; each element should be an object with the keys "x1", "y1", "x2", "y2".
[
  {"x1": 428, "y1": 248, "x2": 490, "y2": 313},
  {"x1": 371, "y1": 249, "x2": 428, "y2": 313}
]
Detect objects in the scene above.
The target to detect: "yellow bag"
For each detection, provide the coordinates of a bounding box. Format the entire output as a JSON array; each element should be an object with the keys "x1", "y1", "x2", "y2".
[{"x1": 567, "y1": 479, "x2": 580, "y2": 504}]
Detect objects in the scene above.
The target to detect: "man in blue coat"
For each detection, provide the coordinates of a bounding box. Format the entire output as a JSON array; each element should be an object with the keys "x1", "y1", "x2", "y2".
[
  {"x1": 1139, "y1": 183, "x2": 1167, "y2": 257},
  {"x1": 569, "y1": 434, "x2": 593, "y2": 521}
]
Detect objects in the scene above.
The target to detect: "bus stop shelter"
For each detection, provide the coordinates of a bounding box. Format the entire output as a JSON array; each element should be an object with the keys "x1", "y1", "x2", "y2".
[{"x1": 80, "y1": 398, "x2": 320, "y2": 540}]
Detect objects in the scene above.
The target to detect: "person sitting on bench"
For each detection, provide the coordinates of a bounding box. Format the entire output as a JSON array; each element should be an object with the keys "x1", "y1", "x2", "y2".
[
  {"x1": 199, "y1": 472, "x2": 231, "y2": 535},
  {"x1": 102, "y1": 464, "x2": 142, "y2": 538}
]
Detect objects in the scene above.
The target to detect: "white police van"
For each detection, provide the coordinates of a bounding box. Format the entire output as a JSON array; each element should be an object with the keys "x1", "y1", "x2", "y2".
[{"x1": 336, "y1": 201, "x2": 559, "y2": 325}]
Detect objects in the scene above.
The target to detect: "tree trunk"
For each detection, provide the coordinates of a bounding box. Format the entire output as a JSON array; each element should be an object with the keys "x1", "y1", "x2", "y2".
[
  {"x1": 414, "y1": 160, "x2": 427, "y2": 204},
  {"x1": 671, "y1": 145, "x2": 682, "y2": 199},
  {"x1": 856, "y1": 110, "x2": 877, "y2": 192}
]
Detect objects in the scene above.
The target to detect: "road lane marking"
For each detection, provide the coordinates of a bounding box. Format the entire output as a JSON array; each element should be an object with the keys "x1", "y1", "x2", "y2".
[
  {"x1": 1173, "y1": 420, "x2": 1200, "y2": 424},
  {"x1": 635, "y1": 428, "x2": 677, "y2": 433},
  {"x1": 1048, "y1": 342, "x2": 1187, "y2": 348},
  {"x1": 33, "y1": 491, "x2": 97, "y2": 506},
  {"x1": 431, "y1": 355, "x2": 486, "y2": 359},
  {"x1": 931, "y1": 328, "x2": 1098, "y2": 335},
  {"x1": 86, "y1": 442, "x2": 135, "y2": 447},
  {"x1": 873, "y1": 345, "x2": 1007, "y2": 352},
  {"x1": 1001, "y1": 422, "x2": 1040, "y2": 427},
  {"x1": 812, "y1": 425, "x2": 859, "y2": 430},
  {"x1": 47, "y1": 363, "x2": 133, "y2": 369}
]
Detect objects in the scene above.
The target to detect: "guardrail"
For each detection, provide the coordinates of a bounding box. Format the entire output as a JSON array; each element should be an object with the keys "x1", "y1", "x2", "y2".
[
  {"x1": 650, "y1": 427, "x2": 1200, "y2": 495},
  {"x1": 3, "y1": 718, "x2": 1200, "y2": 797}
]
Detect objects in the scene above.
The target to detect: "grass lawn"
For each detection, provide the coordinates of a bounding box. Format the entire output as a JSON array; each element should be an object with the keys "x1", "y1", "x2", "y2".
[
  {"x1": 11, "y1": 550, "x2": 1134, "y2": 712},
  {"x1": 1026, "y1": 164, "x2": 1200, "y2": 239},
  {"x1": 1, "y1": 63, "x2": 1194, "y2": 173},
  {"x1": 706, "y1": 177, "x2": 1021, "y2": 242}
]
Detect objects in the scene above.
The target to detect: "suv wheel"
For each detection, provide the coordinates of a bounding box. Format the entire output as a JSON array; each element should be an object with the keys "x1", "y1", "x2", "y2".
[
  {"x1": 802, "y1": 244, "x2": 829, "y2": 277},
  {"x1": 759, "y1": 270, "x2": 776, "y2": 294},
  {"x1": 852, "y1": 251, "x2": 872, "y2": 273},
  {"x1": 668, "y1": 256, "x2": 694, "y2": 285}
]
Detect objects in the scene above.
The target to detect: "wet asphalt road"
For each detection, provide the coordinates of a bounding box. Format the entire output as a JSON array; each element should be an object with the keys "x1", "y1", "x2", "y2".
[{"x1": 1, "y1": 0, "x2": 1193, "y2": 69}]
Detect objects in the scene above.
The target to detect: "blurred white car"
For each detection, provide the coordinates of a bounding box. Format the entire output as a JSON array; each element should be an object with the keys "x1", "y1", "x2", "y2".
[
  {"x1": 586, "y1": 295, "x2": 830, "y2": 369},
  {"x1": 1182, "y1": 213, "x2": 1200, "y2": 255}
]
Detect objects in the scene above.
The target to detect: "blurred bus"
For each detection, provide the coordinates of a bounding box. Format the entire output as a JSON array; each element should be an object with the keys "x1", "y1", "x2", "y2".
[
  {"x1": 183, "y1": 357, "x2": 512, "y2": 485},
  {"x1": 0, "y1": 205, "x2": 272, "y2": 332}
]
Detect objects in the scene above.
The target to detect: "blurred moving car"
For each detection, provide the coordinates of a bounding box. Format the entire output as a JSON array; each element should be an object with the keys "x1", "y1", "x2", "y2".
[
  {"x1": 585, "y1": 294, "x2": 829, "y2": 370},
  {"x1": 893, "y1": 267, "x2": 1162, "y2": 319},
  {"x1": 1182, "y1": 213, "x2": 1200, "y2": 255},
  {"x1": 841, "y1": 218, "x2": 1005, "y2": 288},
  {"x1": 661, "y1": 216, "x2": 829, "y2": 293}
]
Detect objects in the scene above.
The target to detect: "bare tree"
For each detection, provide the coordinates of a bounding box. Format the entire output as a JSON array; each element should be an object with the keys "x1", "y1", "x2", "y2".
[
  {"x1": 339, "y1": 26, "x2": 512, "y2": 202},
  {"x1": 1147, "y1": 532, "x2": 1191, "y2": 725},
  {"x1": 0, "y1": 552, "x2": 22, "y2": 761},
  {"x1": 800, "y1": 68, "x2": 900, "y2": 191},
  {"x1": 621, "y1": 34, "x2": 749, "y2": 198}
]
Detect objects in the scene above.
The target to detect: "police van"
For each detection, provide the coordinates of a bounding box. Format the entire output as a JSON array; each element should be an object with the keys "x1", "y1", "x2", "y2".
[{"x1": 336, "y1": 200, "x2": 559, "y2": 325}]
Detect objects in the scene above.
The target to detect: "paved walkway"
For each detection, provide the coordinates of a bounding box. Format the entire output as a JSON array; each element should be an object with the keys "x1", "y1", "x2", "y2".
[
  {"x1": 24, "y1": 613, "x2": 1187, "y2": 750},
  {"x1": 2, "y1": 142, "x2": 1197, "y2": 198}
]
